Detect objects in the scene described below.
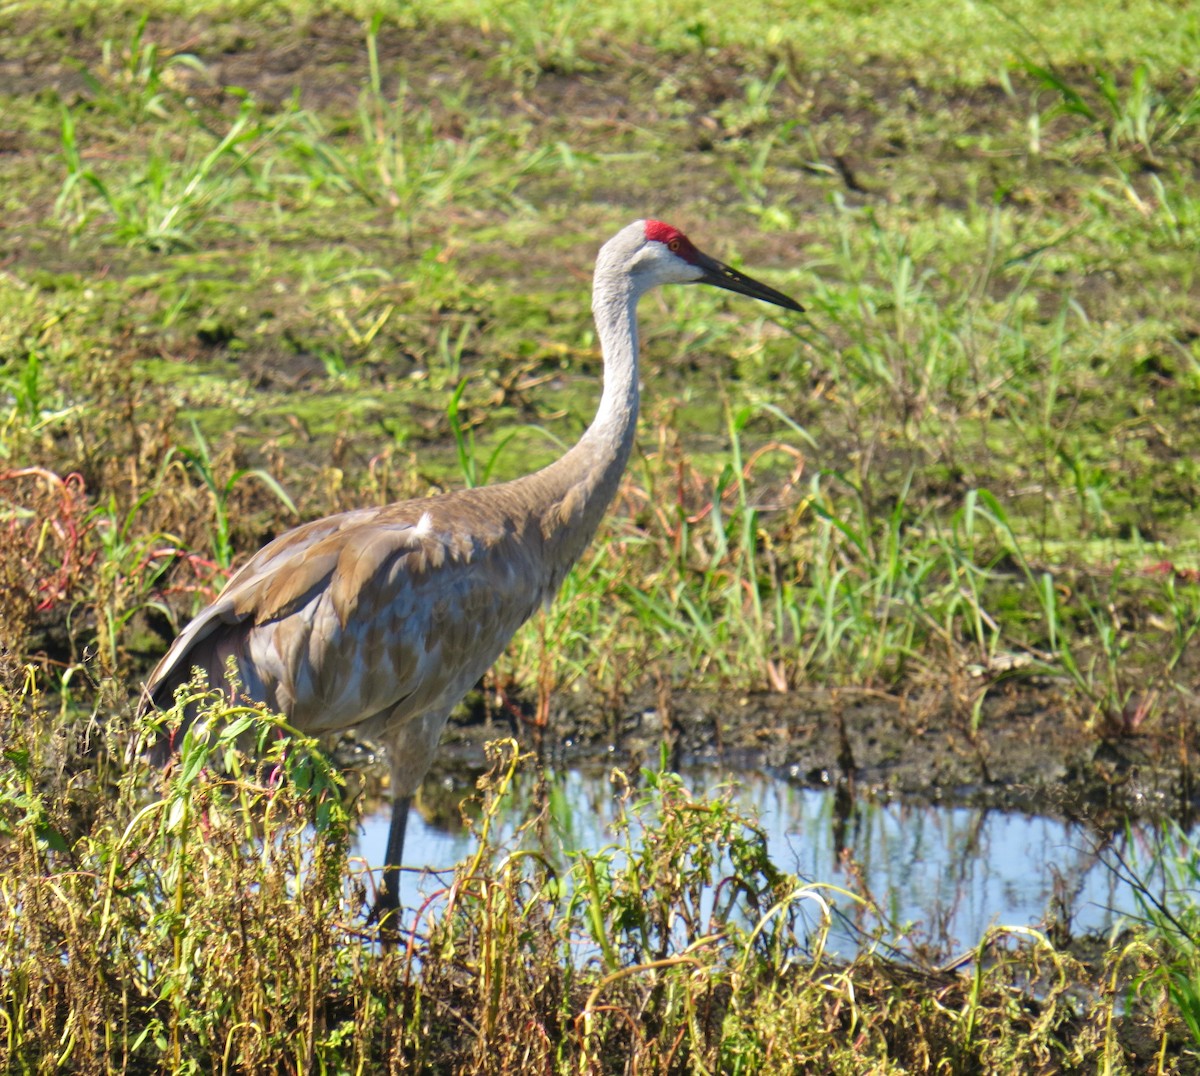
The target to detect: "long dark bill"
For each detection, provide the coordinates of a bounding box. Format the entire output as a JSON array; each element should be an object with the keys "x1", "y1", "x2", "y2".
[{"x1": 696, "y1": 250, "x2": 803, "y2": 312}]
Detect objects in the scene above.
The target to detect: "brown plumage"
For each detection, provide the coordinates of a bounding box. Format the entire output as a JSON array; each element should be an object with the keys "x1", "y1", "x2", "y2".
[{"x1": 141, "y1": 219, "x2": 802, "y2": 919}]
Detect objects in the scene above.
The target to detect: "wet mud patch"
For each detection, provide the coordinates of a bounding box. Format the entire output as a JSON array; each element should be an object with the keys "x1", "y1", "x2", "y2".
[{"x1": 432, "y1": 683, "x2": 1197, "y2": 826}]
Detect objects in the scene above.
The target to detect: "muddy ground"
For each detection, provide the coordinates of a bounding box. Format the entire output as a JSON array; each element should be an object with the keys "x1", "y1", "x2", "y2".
[{"x1": 416, "y1": 679, "x2": 1198, "y2": 833}]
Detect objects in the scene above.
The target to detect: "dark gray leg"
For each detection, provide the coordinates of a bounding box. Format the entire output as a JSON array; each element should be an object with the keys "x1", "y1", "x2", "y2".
[{"x1": 371, "y1": 794, "x2": 411, "y2": 927}]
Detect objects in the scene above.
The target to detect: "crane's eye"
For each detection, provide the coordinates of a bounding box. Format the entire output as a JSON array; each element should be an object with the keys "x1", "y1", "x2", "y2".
[{"x1": 668, "y1": 239, "x2": 681, "y2": 252}]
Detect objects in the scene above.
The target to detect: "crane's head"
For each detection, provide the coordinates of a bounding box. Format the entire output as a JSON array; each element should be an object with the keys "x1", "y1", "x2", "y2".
[{"x1": 600, "y1": 219, "x2": 803, "y2": 312}]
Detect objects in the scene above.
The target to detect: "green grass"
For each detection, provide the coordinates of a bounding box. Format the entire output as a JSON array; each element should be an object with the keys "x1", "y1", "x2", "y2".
[
  {"x1": 2, "y1": 0, "x2": 1199, "y2": 722},
  {"x1": 12, "y1": 0, "x2": 1198, "y2": 83},
  {"x1": 2, "y1": 0, "x2": 1198, "y2": 721}
]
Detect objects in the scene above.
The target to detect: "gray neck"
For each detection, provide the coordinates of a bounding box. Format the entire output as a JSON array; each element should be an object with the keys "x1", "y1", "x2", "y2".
[
  {"x1": 578, "y1": 269, "x2": 641, "y2": 473},
  {"x1": 507, "y1": 260, "x2": 643, "y2": 560}
]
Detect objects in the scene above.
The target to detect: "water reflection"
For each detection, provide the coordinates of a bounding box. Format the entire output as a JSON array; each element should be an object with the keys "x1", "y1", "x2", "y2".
[{"x1": 351, "y1": 765, "x2": 1174, "y2": 957}]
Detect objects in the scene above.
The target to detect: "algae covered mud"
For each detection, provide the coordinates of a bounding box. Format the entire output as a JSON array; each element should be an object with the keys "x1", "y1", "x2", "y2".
[{"x1": 2, "y1": 0, "x2": 1200, "y2": 1069}]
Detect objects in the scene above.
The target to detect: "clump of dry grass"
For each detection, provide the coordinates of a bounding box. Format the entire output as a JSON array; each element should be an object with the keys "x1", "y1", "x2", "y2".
[{"x1": 0, "y1": 467, "x2": 96, "y2": 658}]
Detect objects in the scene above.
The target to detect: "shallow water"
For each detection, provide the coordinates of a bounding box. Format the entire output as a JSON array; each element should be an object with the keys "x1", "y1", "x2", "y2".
[{"x1": 352, "y1": 765, "x2": 1186, "y2": 957}]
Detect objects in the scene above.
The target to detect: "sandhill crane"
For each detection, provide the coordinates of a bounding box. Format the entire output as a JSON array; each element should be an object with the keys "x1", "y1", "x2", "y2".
[{"x1": 140, "y1": 219, "x2": 802, "y2": 919}]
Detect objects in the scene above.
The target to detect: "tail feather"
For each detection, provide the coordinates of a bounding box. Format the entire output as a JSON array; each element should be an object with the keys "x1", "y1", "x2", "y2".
[{"x1": 134, "y1": 633, "x2": 249, "y2": 765}]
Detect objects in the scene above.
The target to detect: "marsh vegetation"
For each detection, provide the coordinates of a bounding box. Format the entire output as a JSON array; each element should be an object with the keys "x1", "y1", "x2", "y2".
[{"x1": 2, "y1": 0, "x2": 1199, "y2": 1069}]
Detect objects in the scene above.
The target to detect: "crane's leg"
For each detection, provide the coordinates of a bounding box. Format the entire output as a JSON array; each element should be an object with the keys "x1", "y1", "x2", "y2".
[
  {"x1": 371, "y1": 710, "x2": 444, "y2": 927},
  {"x1": 370, "y1": 794, "x2": 411, "y2": 927}
]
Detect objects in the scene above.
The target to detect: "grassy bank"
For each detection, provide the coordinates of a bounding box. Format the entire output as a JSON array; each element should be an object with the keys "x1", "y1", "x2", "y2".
[{"x1": 2, "y1": 0, "x2": 1200, "y2": 1068}]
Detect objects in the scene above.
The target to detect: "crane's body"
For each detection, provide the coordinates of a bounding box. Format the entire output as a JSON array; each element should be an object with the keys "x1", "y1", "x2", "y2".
[{"x1": 142, "y1": 219, "x2": 801, "y2": 918}]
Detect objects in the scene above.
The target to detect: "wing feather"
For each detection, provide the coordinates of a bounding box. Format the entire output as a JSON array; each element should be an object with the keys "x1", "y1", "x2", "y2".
[
  {"x1": 142, "y1": 494, "x2": 541, "y2": 741},
  {"x1": 144, "y1": 506, "x2": 411, "y2": 707}
]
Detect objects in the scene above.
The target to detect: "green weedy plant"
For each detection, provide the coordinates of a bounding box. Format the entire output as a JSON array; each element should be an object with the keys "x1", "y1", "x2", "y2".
[
  {"x1": 717, "y1": 62, "x2": 789, "y2": 136},
  {"x1": 55, "y1": 94, "x2": 291, "y2": 252},
  {"x1": 173, "y1": 422, "x2": 298, "y2": 570},
  {"x1": 963, "y1": 489, "x2": 1124, "y2": 723},
  {"x1": 960, "y1": 492, "x2": 1200, "y2": 731},
  {"x1": 75, "y1": 13, "x2": 207, "y2": 124},
  {"x1": 52, "y1": 20, "x2": 312, "y2": 254},
  {"x1": 683, "y1": 404, "x2": 810, "y2": 690},
  {"x1": 359, "y1": 78, "x2": 487, "y2": 238},
  {"x1": 795, "y1": 467, "x2": 954, "y2": 688},
  {"x1": 1122, "y1": 822, "x2": 1200, "y2": 1057},
  {"x1": 1019, "y1": 56, "x2": 1200, "y2": 160},
  {"x1": 444, "y1": 375, "x2": 565, "y2": 491},
  {"x1": 9, "y1": 349, "x2": 43, "y2": 425},
  {"x1": 349, "y1": 14, "x2": 555, "y2": 240},
  {"x1": 136, "y1": 693, "x2": 350, "y2": 1071},
  {"x1": 725, "y1": 121, "x2": 805, "y2": 233},
  {"x1": 435, "y1": 319, "x2": 474, "y2": 382},
  {"x1": 0, "y1": 671, "x2": 351, "y2": 1073},
  {"x1": 90, "y1": 491, "x2": 178, "y2": 677},
  {"x1": 821, "y1": 209, "x2": 979, "y2": 441},
  {"x1": 1142, "y1": 172, "x2": 1200, "y2": 250},
  {"x1": 405, "y1": 740, "x2": 841, "y2": 1072},
  {"x1": 482, "y1": 0, "x2": 588, "y2": 84},
  {"x1": 446, "y1": 376, "x2": 520, "y2": 489},
  {"x1": 1083, "y1": 823, "x2": 1200, "y2": 1067}
]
